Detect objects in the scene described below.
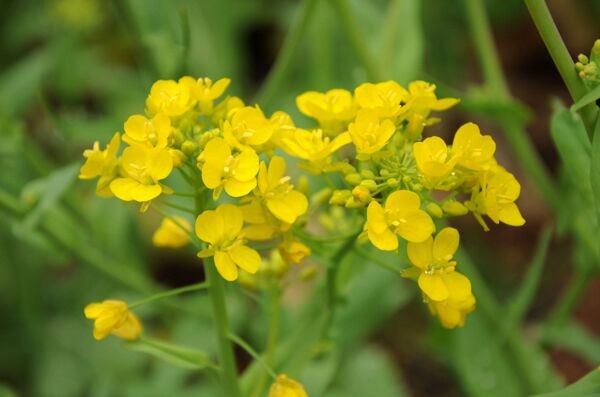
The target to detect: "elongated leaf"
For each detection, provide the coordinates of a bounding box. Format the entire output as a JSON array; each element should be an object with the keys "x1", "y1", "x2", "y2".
[
  {"x1": 531, "y1": 367, "x2": 600, "y2": 397},
  {"x1": 589, "y1": 115, "x2": 600, "y2": 227},
  {"x1": 125, "y1": 337, "x2": 216, "y2": 370},
  {"x1": 504, "y1": 227, "x2": 553, "y2": 328},
  {"x1": 542, "y1": 321, "x2": 600, "y2": 365},
  {"x1": 21, "y1": 163, "x2": 79, "y2": 230},
  {"x1": 571, "y1": 84, "x2": 600, "y2": 112},
  {"x1": 550, "y1": 102, "x2": 593, "y2": 204}
]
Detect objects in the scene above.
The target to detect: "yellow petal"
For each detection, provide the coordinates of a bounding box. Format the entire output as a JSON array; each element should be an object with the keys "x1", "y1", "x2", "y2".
[
  {"x1": 266, "y1": 198, "x2": 296, "y2": 224},
  {"x1": 267, "y1": 156, "x2": 287, "y2": 186},
  {"x1": 224, "y1": 178, "x2": 256, "y2": 197},
  {"x1": 124, "y1": 114, "x2": 149, "y2": 141},
  {"x1": 367, "y1": 201, "x2": 388, "y2": 235},
  {"x1": 110, "y1": 178, "x2": 138, "y2": 201},
  {"x1": 367, "y1": 228, "x2": 398, "y2": 251},
  {"x1": 498, "y1": 203, "x2": 526, "y2": 226},
  {"x1": 214, "y1": 251, "x2": 238, "y2": 281},
  {"x1": 210, "y1": 78, "x2": 231, "y2": 98},
  {"x1": 234, "y1": 150, "x2": 259, "y2": 181},
  {"x1": 130, "y1": 183, "x2": 162, "y2": 202},
  {"x1": 419, "y1": 273, "x2": 449, "y2": 301},
  {"x1": 443, "y1": 271, "x2": 472, "y2": 302},
  {"x1": 195, "y1": 210, "x2": 224, "y2": 244},
  {"x1": 407, "y1": 237, "x2": 434, "y2": 269},
  {"x1": 216, "y1": 204, "x2": 244, "y2": 238},
  {"x1": 386, "y1": 190, "x2": 420, "y2": 211},
  {"x1": 395, "y1": 209, "x2": 435, "y2": 242},
  {"x1": 432, "y1": 227, "x2": 459, "y2": 262},
  {"x1": 228, "y1": 245, "x2": 261, "y2": 274}
]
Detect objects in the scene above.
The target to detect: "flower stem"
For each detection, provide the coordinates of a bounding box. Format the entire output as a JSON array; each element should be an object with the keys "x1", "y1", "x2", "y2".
[
  {"x1": 524, "y1": 0, "x2": 598, "y2": 133},
  {"x1": 254, "y1": 0, "x2": 319, "y2": 107},
  {"x1": 228, "y1": 332, "x2": 277, "y2": 380},
  {"x1": 331, "y1": 0, "x2": 385, "y2": 81},
  {"x1": 129, "y1": 282, "x2": 208, "y2": 309},
  {"x1": 205, "y1": 258, "x2": 242, "y2": 397}
]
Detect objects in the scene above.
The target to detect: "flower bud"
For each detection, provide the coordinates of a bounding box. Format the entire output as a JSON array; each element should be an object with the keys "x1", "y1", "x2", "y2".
[
  {"x1": 352, "y1": 185, "x2": 371, "y2": 204},
  {"x1": 344, "y1": 173, "x2": 362, "y2": 186},
  {"x1": 442, "y1": 201, "x2": 469, "y2": 216},
  {"x1": 298, "y1": 175, "x2": 309, "y2": 196},
  {"x1": 312, "y1": 187, "x2": 333, "y2": 206},
  {"x1": 387, "y1": 178, "x2": 398, "y2": 188},
  {"x1": 329, "y1": 189, "x2": 352, "y2": 205},
  {"x1": 300, "y1": 265, "x2": 318, "y2": 281},
  {"x1": 181, "y1": 140, "x2": 198, "y2": 155},
  {"x1": 578, "y1": 54, "x2": 589, "y2": 64},
  {"x1": 380, "y1": 168, "x2": 390, "y2": 177},
  {"x1": 168, "y1": 149, "x2": 186, "y2": 167},
  {"x1": 360, "y1": 179, "x2": 378, "y2": 192},
  {"x1": 426, "y1": 202, "x2": 443, "y2": 218},
  {"x1": 172, "y1": 129, "x2": 185, "y2": 146},
  {"x1": 360, "y1": 169, "x2": 375, "y2": 179}
]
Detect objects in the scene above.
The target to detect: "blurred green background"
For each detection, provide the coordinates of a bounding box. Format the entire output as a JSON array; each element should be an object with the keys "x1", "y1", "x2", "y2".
[{"x1": 2, "y1": 0, "x2": 600, "y2": 396}]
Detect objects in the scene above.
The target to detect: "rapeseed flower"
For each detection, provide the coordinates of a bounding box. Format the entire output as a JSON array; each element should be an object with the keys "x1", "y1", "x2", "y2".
[
  {"x1": 223, "y1": 106, "x2": 275, "y2": 150},
  {"x1": 296, "y1": 88, "x2": 355, "y2": 134},
  {"x1": 366, "y1": 190, "x2": 435, "y2": 250},
  {"x1": 84, "y1": 300, "x2": 143, "y2": 341},
  {"x1": 268, "y1": 374, "x2": 309, "y2": 397},
  {"x1": 146, "y1": 79, "x2": 194, "y2": 118},
  {"x1": 348, "y1": 109, "x2": 396, "y2": 160},
  {"x1": 110, "y1": 145, "x2": 173, "y2": 202},
  {"x1": 279, "y1": 128, "x2": 351, "y2": 173},
  {"x1": 278, "y1": 236, "x2": 311, "y2": 264},
  {"x1": 152, "y1": 216, "x2": 191, "y2": 248},
  {"x1": 452, "y1": 122, "x2": 496, "y2": 171},
  {"x1": 195, "y1": 204, "x2": 260, "y2": 281},
  {"x1": 123, "y1": 113, "x2": 172, "y2": 148},
  {"x1": 354, "y1": 80, "x2": 406, "y2": 119},
  {"x1": 180, "y1": 76, "x2": 230, "y2": 114},
  {"x1": 413, "y1": 136, "x2": 455, "y2": 180},
  {"x1": 79, "y1": 132, "x2": 121, "y2": 196},
  {"x1": 198, "y1": 137, "x2": 259, "y2": 199},
  {"x1": 428, "y1": 290, "x2": 476, "y2": 329}
]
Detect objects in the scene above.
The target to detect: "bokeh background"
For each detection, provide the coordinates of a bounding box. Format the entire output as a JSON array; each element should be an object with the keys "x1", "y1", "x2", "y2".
[{"x1": 1, "y1": 0, "x2": 600, "y2": 396}]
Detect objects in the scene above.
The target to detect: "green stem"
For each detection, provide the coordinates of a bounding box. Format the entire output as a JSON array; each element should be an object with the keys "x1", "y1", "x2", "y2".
[
  {"x1": 352, "y1": 247, "x2": 404, "y2": 276},
  {"x1": 205, "y1": 258, "x2": 242, "y2": 397},
  {"x1": 160, "y1": 200, "x2": 195, "y2": 214},
  {"x1": 332, "y1": 0, "x2": 385, "y2": 81},
  {"x1": 546, "y1": 268, "x2": 593, "y2": 328},
  {"x1": 228, "y1": 332, "x2": 277, "y2": 380},
  {"x1": 524, "y1": 0, "x2": 598, "y2": 133},
  {"x1": 463, "y1": 0, "x2": 509, "y2": 95},
  {"x1": 129, "y1": 282, "x2": 208, "y2": 309},
  {"x1": 254, "y1": 0, "x2": 319, "y2": 107}
]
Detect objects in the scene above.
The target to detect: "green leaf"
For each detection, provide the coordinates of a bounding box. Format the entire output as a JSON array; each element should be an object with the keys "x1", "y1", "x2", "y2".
[
  {"x1": 531, "y1": 367, "x2": 600, "y2": 397},
  {"x1": 542, "y1": 321, "x2": 600, "y2": 365},
  {"x1": 125, "y1": 337, "x2": 216, "y2": 370},
  {"x1": 504, "y1": 227, "x2": 553, "y2": 329},
  {"x1": 20, "y1": 163, "x2": 79, "y2": 230},
  {"x1": 550, "y1": 101, "x2": 593, "y2": 204},
  {"x1": 571, "y1": 84, "x2": 600, "y2": 112},
  {"x1": 589, "y1": 115, "x2": 600, "y2": 227}
]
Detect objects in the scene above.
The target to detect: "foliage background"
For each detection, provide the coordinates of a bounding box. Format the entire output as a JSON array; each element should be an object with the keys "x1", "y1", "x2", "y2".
[{"x1": 1, "y1": 0, "x2": 600, "y2": 396}]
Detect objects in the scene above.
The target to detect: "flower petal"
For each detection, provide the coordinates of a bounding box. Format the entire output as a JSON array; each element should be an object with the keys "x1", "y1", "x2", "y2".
[
  {"x1": 433, "y1": 227, "x2": 459, "y2": 262},
  {"x1": 386, "y1": 190, "x2": 420, "y2": 211},
  {"x1": 407, "y1": 237, "x2": 434, "y2": 269},
  {"x1": 419, "y1": 273, "x2": 449, "y2": 301},
  {"x1": 214, "y1": 251, "x2": 238, "y2": 281},
  {"x1": 228, "y1": 245, "x2": 261, "y2": 274}
]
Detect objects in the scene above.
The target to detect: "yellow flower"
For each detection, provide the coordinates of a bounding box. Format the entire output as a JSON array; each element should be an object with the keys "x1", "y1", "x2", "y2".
[
  {"x1": 145, "y1": 79, "x2": 194, "y2": 117},
  {"x1": 366, "y1": 190, "x2": 435, "y2": 250},
  {"x1": 79, "y1": 132, "x2": 120, "y2": 196},
  {"x1": 198, "y1": 137, "x2": 259, "y2": 199},
  {"x1": 354, "y1": 80, "x2": 407, "y2": 119},
  {"x1": 180, "y1": 76, "x2": 231, "y2": 114},
  {"x1": 268, "y1": 374, "x2": 309, "y2": 397},
  {"x1": 348, "y1": 109, "x2": 396, "y2": 160},
  {"x1": 452, "y1": 122, "x2": 496, "y2": 170},
  {"x1": 279, "y1": 128, "x2": 351, "y2": 173},
  {"x1": 211, "y1": 95, "x2": 245, "y2": 125},
  {"x1": 296, "y1": 88, "x2": 355, "y2": 134},
  {"x1": 84, "y1": 300, "x2": 143, "y2": 341},
  {"x1": 123, "y1": 113, "x2": 172, "y2": 148},
  {"x1": 278, "y1": 237, "x2": 311, "y2": 264},
  {"x1": 406, "y1": 227, "x2": 471, "y2": 301},
  {"x1": 467, "y1": 166, "x2": 525, "y2": 229},
  {"x1": 223, "y1": 106, "x2": 276, "y2": 150},
  {"x1": 110, "y1": 145, "x2": 173, "y2": 202},
  {"x1": 152, "y1": 216, "x2": 191, "y2": 248},
  {"x1": 428, "y1": 291, "x2": 475, "y2": 329},
  {"x1": 195, "y1": 204, "x2": 261, "y2": 281},
  {"x1": 255, "y1": 156, "x2": 308, "y2": 224},
  {"x1": 413, "y1": 136, "x2": 456, "y2": 179}
]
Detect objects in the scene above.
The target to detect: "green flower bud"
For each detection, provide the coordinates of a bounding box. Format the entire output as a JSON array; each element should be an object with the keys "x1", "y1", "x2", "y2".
[
  {"x1": 311, "y1": 187, "x2": 333, "y2": 206},
  {"x1": 578, "y1": 54, "x2": 589, "y2": 64},
  {"x1": 352, "y1": 185, "x2": 371, "y2": 204},
  {"x1": 172, "y1": 129, "x2": 185, "y2": 146},
  {"x1": 360, "y1": 169, "x2": 375, "y2": 179},
  {"x1": 387, "y1": 178, "x2": 398, "y2": 187},
  {"x1": 380, "y1": 169, "x2": 390, "y2": 177},
  {"x1": 442, "y1": 201, "x2": 469, "y2": 216},
  {"x1": 181, "y1": 140, "x2": 198, "y2": 155},
  {"x1": 426, "y1": 202, "x2": 443, "y2": 218},
  {"x1": 329, "y1": 189, "x2": 352, "y2": 205},
  {"x1": 344, "y1": 173, "x2": 362, "y2": 186},
  {"x1": 360, "y1": 179, "x2": 378, "y2": 191}
]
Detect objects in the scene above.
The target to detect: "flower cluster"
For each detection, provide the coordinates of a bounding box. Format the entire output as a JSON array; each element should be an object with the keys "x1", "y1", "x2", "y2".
[
  {"x1": 576, "y1": 39, "x2": 600, "y2": 88},
  {"x1": 81, "y1": 77, "x2": 525, "y2": 336}
]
